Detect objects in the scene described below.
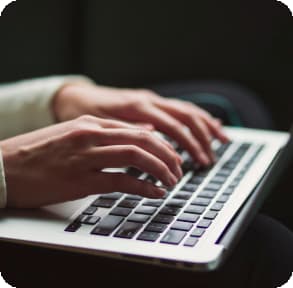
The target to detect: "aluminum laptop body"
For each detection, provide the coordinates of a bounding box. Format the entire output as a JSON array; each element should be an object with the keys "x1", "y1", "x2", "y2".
[{"x1": 0, "y1": 127, "x2": 291, "y2": 271}]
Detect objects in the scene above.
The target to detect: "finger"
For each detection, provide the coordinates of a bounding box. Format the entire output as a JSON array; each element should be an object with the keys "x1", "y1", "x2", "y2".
[
  {"x1": 129, "y1": 106, "x2": 210, "y2": 165},
  {"x1": 88, "y1": 172, "x2": 166, "y2": 199},
  {"x1": 196, "y1": 111, "x2": 230, "y2": 143},
  {"x1": 154, "y1": 101, "x2": 215, "y2": 162},
  {"x1": 87, "y1": 145, "x2": 179, "y2": 186},
  {"x1": 94, "y1": 129, "x2": 183, "y2": 176},
  {"x1": 93, "y1": 118, "x2": 142, "y2": 130},
  {"x1": 134, "y1": 123, "x2": 155, "y2": 130}
]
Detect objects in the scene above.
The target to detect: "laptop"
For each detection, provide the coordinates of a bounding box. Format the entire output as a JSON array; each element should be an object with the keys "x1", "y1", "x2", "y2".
[{"x1": 0, "y1": 126, "x2": 291, "y2": 271}]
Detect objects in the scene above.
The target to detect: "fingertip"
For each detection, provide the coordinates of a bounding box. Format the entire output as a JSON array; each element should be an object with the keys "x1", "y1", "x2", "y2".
[
  {"x1": 138, "y1": 123, "x2": 155, "y2": 130},
  {"x1": 199, "y1": 153, "x2": 211, "y2": 166},
  {"x1": 156, "y1": 188, "x2": 166, "y2": 198},
  {"x1": 219, "y1": 133, "x2": 230, "y2": 143},
  {"x1": 146, "y1": 187, "x2": 166, "y2": 199}
]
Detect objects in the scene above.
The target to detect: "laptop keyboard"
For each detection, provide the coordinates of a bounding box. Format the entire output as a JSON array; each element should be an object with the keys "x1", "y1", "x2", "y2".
[{"x1": 65, "y1": 140, "x2": 264, "y2": 247}]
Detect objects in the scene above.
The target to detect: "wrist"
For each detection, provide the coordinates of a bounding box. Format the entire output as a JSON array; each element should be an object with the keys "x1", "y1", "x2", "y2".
[{"x1": 52, "y1": 81, "x2": 94, "y2": 122}]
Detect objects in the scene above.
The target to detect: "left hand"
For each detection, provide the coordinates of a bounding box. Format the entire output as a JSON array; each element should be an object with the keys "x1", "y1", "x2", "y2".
[{"x1": 53, "y1": 83, "x2": 229, "y2": 165}]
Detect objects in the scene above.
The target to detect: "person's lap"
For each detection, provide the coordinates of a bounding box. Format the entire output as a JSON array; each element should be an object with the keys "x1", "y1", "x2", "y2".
[{"x1": 0, "y1": 214, "x2": 292, "y2": 288}]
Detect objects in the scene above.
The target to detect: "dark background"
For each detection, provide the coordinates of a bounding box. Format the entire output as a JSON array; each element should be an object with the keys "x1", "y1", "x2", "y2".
[
  {"x1": 0, "y1": 2, "x2": 293, "y2": 287},
  {"x1": 0, "y1": 0, "x2": 292, "y2": 130}
]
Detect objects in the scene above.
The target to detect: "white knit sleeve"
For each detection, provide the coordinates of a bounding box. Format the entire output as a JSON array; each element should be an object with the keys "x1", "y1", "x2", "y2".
[
  {"x1": 0, "y1": 75, "x2": 94, "y2": 208},
  {"x1": 0, "y1": 149, "x2": 7, "y2": 208},
  {"x1": 0, "y1": 75, "x2": 94, "y2": 140}
]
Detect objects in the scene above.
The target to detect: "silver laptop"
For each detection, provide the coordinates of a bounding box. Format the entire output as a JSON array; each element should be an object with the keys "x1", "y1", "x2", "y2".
[{"x1": 0, "y1": 127, "x2": 291, "y2": 271}]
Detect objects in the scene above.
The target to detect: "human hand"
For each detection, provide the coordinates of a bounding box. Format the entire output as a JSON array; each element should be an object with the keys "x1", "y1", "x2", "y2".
[
  {"x1": 53, "y1": 83, "x2": 229, "y2": 165},
  {"x1": 0, "y1": 115, "x2": 182, "y2": 208}
]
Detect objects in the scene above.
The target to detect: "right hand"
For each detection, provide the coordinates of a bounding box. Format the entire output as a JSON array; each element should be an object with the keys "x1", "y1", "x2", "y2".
[{"x1": 0, "y1": 115, "x2": 183, "y2": 208}]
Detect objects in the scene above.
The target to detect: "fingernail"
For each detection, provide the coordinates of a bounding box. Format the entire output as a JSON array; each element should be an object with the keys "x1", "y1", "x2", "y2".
[
  {"x1": 143, "y1": 124, "x2": 154, "y2": 130},
  {"x1": 177, "y1": 155, "x2": 184, "y2": 164},
  {"x1": 168, "y1": 174, "x2": 178, "y2": 186},
  {"x1": 200, "y1": 154, "x2": 210, "y2": 166},
  {"x1": 155, "y1": 188, "x2": 166, "y2": 198},
  {"x1": 177, "y1": 166, "x2": 183, "y2": 178}
]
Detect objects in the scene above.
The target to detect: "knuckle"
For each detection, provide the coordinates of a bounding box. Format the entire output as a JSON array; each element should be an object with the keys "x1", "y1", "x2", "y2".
[
  {"x1": 124, "y1": 145, "x2": 140, "y2": 160},
  {"x1": 124, "y1": 94, "x2": 145, "y2": 109},
  {"x1": 137, "y1": 129, "x2": 153, "y2": 143},
  {"x1": 77, "y1": 114, "x2": 96, "y2": 123},
  {"x1": 68, "y1": 122, "x2": 100, "y2": 146},
  {"x1": 173, "y1": 122, "x2": 183, "y2": 132},
  {"x1": 138, "y1": 89, "x2": 157, "y2": 98},
  {"x1": 154, "y1": 159, "x2": 169, "y2": 174}
]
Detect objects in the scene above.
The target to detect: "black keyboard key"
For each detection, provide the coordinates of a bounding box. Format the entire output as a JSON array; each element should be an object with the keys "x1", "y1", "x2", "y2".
[
  {"x1": 65, "y1": 221, "x2": 81, "y2": 232},
  {"x1": 114, "y1": 222, "x2": 143, "y2": 239},
  {"x1": 145, "y1": 222, "x2": 168, "y2": 233},
  {"x1": 92, "y1": 198, "x2": 116, "y2": 208},
  {"x1": 223, "y1": 187, "x2": 234, "y2": 195},
  {"x1": 181, "y1": 183, "x2": 198, "y2": 192},
  {"x1": 125, "y1": 195, "x2": 143, "y2": 201},
  {"x1": 143, "y1": 199, "x2": 164, "y2": 207},
  {"x1": 204, "y1": 211, "x2": 218, "y2": 220},
  {"x1": 177, "y1": 213, "x2": 199, "y2": 223},
  {"x1": 239, "y1": 143, "x2": 251, "y2": 150},
  {"x1": 162, "y1": 191, "x2": 171, "y2": 199},
  {"x1": 197, "y1": 168, "x2": 211, "y2": 177},
  {"x1": 160, "y1": 206, "x2": 180, "y2": 216},
  {"x1": 229, "y1": 179, "x2": 240, "y2": 188},
  {"x1": 110, "y1": 207, "x2": 132, "y2": 217},
  {"x1": 192, "y1": 197, "x2": 211, "y2": 206},
  {"x1": 197, "y1": 219, "x2": 212, "y2": 228},
  {"x1": 198, "y1": 190, "x2": 217, "y2": 199},
  {"x1": 182, "y1": 159, "x2": 196, "y2": 173},
  {"x1": 118, "y1": 200, "x2": 140, "y2": 209},
  {"x1": 145, "y1": 174, "x2": 158, "y2": 184},
  {"x1": 222, "y1": 162, "x2": 237, "y2": 170},
  {"x1": 137, "y1": 231, "x2": 160, "y2": 242},
  {"x1": 127, "y1": 167, "x2": 143, "y2": 177},
  {"x1": 166, "y1": 199, "x2": 186, "y2": 208},
  {"x1": 185, "y1": 205, "x2": 205, "y2": 214},
  {"x1": 217, "y1": 195, "x2": 230, "y2": 203},
  {"x1": 191, "y1": 227, "x2": 205, "y2": 237},
  {"x1": 173, "y1": 191, "x2": 192, "y2": 200},
  {"x1": 100, "y1": 192, "x2": 123, "y2": 200},
  {"x1": 216, "y1": 169, "x2": 231, "y2": 177},
  {"x1": 210, "y1": 203, "x2": 224, "y2": 211},
  {"x1": 189, "y1": 176, "x2": 205, "y2": 185},
  {"x1": 83, "y1": 206, "x2": 97, "y2": 215},
  {"x1": 234, "y1": 175, "x2": 243, "y2": 182},
  {"x1": 128, "y1": 214, "x2": 150, "y2": 223},
  {"x1": 215, "y1": 142, "x2": 231, "y2": 158},
  {"x1": 83, "y1": 215, "x2": 100, "y2": 225},
  {"x1": 74, "y1": 214, "x2": 87, "y2": 223},
  {"x1": 210, "y1": 176, "x2": 227, "y2": 184},
  {"x1": 204, "y1": 183, "x2": 222, "y2": 191},
  {"x1": 171, "y1": 221, "x2": 193, "y2": 231},
  {"x1": 91, "y1": 215, "x2": 124, "y2": 236},
  {"x1": 135, "y1": 206, "x2": 157, "y2": 215},
  {"x1": 161, "y1": 230, "x2": 186, "y2": 245},
  {"x1": 153, "y1": 214, "x2": 174, "y2": 224},
  {"x1": 184, "y1": 237, "x2": 199, "y2": 247}
]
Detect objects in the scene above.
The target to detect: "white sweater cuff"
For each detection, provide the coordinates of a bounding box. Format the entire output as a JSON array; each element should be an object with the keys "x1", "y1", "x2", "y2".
[
  {"x1": 0, "y1": 149, "x2": 7, "y2": 208},
  {"x1": 0, "y1": 75, "x2": 94, "y2": 140}
]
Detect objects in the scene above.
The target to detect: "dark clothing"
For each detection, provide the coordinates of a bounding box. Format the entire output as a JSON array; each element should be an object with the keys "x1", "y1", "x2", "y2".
[{"x1": 0, "y1": 215, "x2": 292, "y2": 288}]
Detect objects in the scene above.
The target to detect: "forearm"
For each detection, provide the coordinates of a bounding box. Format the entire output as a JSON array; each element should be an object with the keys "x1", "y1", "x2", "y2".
[{"x1": 0, "y1": 75, "x2": 93, "y2": 140}]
